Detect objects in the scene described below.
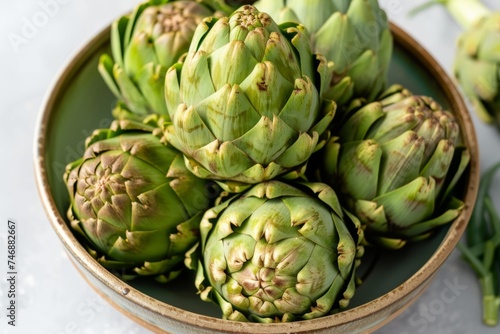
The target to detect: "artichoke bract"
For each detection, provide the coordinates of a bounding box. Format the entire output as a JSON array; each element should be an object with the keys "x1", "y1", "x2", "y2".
[
  {"x1": 194, "y1": 181, "x2": 363, "y2": 322},
  {"x1": 64, "y1": 117, "x2": 219, "y2": 282},
  {"x1": 164, "y1": 5, "x2": 335, "y2": 190},
  {"x1": 254, "y1": 0, "x2": 393, "y2": 104},
  {"x1": 98, "y1": 0, "x2": 213, "y2": 119},
  {"x1": 319, "y1": 85, "x2": 471, "y2": 249}
]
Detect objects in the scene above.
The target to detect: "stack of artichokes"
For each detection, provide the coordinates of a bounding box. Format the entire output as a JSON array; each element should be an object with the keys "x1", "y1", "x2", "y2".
[{"x1": 64, "y1": 0, "x2": 470, "y2": 323}]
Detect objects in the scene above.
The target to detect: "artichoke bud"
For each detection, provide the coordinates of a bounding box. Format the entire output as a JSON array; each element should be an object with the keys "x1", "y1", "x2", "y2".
[
  {"x1": 317, "y1": 85, "x2": 470, "y2": 248},
  {"x1": 165, "y1": 5, "x2": 334, "y2": 187},
  {"x1": 254, "y1": 0, "x2": 393, "y2": 103},
  {"x1": 98, "y1": 0, "x2": 213, "y2": 119},
  {"x1": 195, "y1": 181, "x2": 363, "y2": 322},
  {"x1": 131, "y1": 1, "x2": 213, "y2": 70},
  {"x1": 454, "y1": 12, "x2": 500, "y2": 126},
  {"x1": 64, "y1": 118, "x2": 220, "y2": 282}
]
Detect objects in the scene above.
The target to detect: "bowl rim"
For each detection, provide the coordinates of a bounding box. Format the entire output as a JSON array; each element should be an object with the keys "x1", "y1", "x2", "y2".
[{"x1": 33, "y1": 21, "x2": 480, "y2": 333}]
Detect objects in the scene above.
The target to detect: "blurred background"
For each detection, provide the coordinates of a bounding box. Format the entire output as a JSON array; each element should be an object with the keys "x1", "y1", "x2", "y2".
[{"x1": 0, "y1": 0, "x2": 499, "y2": 333}]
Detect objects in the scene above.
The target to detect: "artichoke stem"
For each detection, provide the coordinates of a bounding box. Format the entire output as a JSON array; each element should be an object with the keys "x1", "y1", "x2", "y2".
[
  {"x1": 412, "y1": 0, "x2": 491, "y2": 30},
  {"x1": 444, "y1": 0, "x2": 491, "y2": 30}
]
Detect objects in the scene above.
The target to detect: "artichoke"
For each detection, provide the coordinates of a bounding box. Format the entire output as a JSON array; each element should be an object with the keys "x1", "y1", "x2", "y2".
[
  {"x1": 319, "y1": 85, "x2": 471, "y2": 249},
  {"x1": 64, "y1": 117, "x2": 219, "y2": 282},
  {"x1": 454, "y1": 5, "x2": 500, "y2": 125},
  {"x1": 164, "y1": 5, "x2": 335, "y2": 190},
  {"x1": 98, "y1": 0, "x2": 213, "y2": 119},
  {"x1": 414, "y1": 0, "x2": 500, "y2": 126},
  {"x1": 254, "y1": 0, "x2": 393, "y2": 104},
  {"x1": 194, "y1": 181, "x2": 363, "y2": 322}
]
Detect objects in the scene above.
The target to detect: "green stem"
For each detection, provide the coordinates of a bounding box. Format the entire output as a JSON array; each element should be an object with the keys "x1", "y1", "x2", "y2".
[
  {"x1": 466, "y1": 197, "x2": 500, "y2": 258},
  {"x1": 480, "y1": 274, "x2": 499, "y2": 326},
  {"x1": 482, "y1": 240, "x2": 496, "y2": 271},
  {"x1": 485, "y1": 196, "x2": 500, "y2": 235},
  {"x1": 469, "y1": 233, "x2": 500, "y2": 256},
  {"x1": 444, "y1": 0, "x2": 491, "y2": 30},
  {"x1": 468, "y1": 162, "x2": 500, "y2": 247},
  {"x1": 457, "y1": 242, "x2": 489, "y2": 277},
  {"x1": 459, "y1": 241, "x2": 500, "y2": 326},
  {"x1": 461, "y1": 162, "x2": 500, "y2": 326},
  {"x1": 201, "y1": 0, "x2": 238, "y2": 16},
  {"x1": 410, "y1": 0, "x2": 491, "y2": 29}
]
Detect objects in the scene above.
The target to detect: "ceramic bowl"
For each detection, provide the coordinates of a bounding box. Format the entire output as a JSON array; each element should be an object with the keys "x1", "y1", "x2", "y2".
[{"x1": 34, "y1": 22, "x2": 480, "y2": 333}]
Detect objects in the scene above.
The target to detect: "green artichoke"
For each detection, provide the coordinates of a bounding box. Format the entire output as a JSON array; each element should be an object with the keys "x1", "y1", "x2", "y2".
[
  {"x1": 319, "y1": 85, "x2": 471, "y2": 249},
  {"x1": 98, "y1": 0, "x2": 213, "y2": 119},
  {"x1": 64, "y1": 117, "x2": 219, "y2": 282},
  {"x1": 164, "y1": 5, "x2": 335, "y2": 190},
  {"x1": 454, "y1": 8, "x2": 500, "y2": 125},
  {"x1": 414, "y1": 0, "x2": 500, "y2": 126},
  {"x1": 254, "y1": 0, "x2": 393, "y2": 104},
  {"x1": 194, "y1": 181, "x2": 363, "y2": 322}
]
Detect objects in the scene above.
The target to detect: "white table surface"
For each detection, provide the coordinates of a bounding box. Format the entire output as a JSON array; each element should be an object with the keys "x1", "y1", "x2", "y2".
[{"x1": 1, "y1": 0, "x2": 500, "y2": 333}]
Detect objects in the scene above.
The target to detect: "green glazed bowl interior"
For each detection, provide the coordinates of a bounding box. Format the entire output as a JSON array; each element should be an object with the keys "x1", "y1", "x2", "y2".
[{"x1": 34, "y1": 22, "x2": 479, "y2": 333}]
